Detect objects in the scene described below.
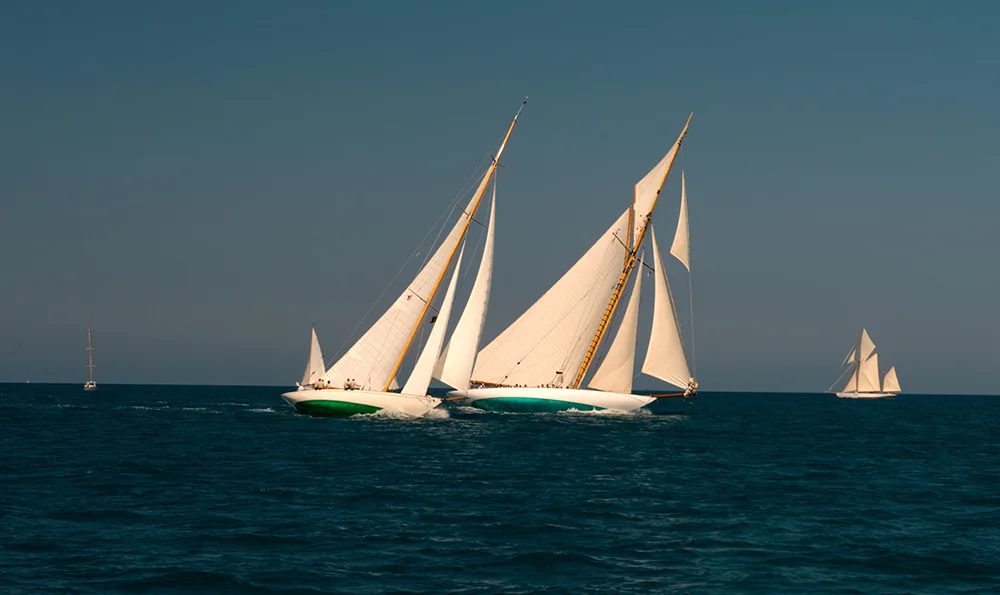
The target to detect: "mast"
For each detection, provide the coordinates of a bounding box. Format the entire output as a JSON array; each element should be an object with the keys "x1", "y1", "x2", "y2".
[
  {"x1": 87, "y1": 319, "x2": 95, "y2": 384},
  {"x1": 572, "y1": 113, "x2": 693, "y2": 388},
  {"x1": 382, "y1": 98, "x2": 526, "y2": 391}
]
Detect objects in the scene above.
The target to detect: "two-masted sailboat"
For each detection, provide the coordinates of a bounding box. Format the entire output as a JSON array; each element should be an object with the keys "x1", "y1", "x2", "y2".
[
  {"x1": 831, "y1": 328, "x2": 901, "y2": 398},
  {"x1": 84, "y1": 320, "x2": 97, "y2": 391},
  {"x1": 451, "y1": 114, "x2": 698, "y2": 413},
  {"x1": 281, "y1": 102, "x2": 522, "y2": 417}
]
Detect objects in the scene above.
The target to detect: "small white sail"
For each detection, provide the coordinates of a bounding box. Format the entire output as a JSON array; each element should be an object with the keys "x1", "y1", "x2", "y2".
[
  {"x1": 842, "y1": 346, "x2": 857, "y2": 367},
  {"x1": 301, "y1": 328, "x2": 325, "y2": 385},
  {"x1": 882, "y1": 366, "x2": 901, "y2": 393},
  {"x1": 641, "y1": 228, "x2": 691, "y2": 390},
  {"x1": 588, "y1": 262, "x2": 643, "y2": 393},
  {"x1": 472, "y1": 209, "x2": 632, "y2": 387},
  {"x1": 435, "y1": 191, "x2": 497, "y2": 391},
  {"x1": 842, "y1": 365, "x2": 859, "y2": 392},
  {"x1": 858, "y1": 352, "x2": 881, "y2": 392},
  {"x1": 402, "y1": 245, "x2": 465, "y2": 396},
  {"x1": 859, "y1": 329, "x2": 876, "y2": 362},
  {"x1": 669, "y1": 171, "x2": 691, "y2": 271}
]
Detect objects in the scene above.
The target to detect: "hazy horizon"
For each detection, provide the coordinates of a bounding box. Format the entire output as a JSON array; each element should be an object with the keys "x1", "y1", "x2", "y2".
[{"x1": 2, "y1": 1, "x2": 998, "y2": 393}]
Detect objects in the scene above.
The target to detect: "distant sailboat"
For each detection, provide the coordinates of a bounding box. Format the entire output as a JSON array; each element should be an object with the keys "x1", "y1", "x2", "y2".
[
  {"x1": 452, "y1": 114, "x2": 698, "y2": 413},
  {"x1": 281, "y1": 101, "x2": 523, "y2": 417},
  {"x1": 831, "y1": 329, "x2": 900, "y2": 398},
  {"x1": 84, "y1": 320, "x2": 97, "y2": 391}
]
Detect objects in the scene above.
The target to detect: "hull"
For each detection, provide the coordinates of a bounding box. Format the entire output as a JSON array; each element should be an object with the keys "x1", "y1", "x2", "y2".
[
  {"x1": 281, "y1": 389, "x2": 441, "y2": 418},
  {"x1": 83, "y1": 382, "x2": 97, "y2": 391},
  {"x1": 453, "y1": 387, "x2": 655, "y2": 413},
  {"x1": 835, "y1": 391, "x2": 897, "y2": 399}
]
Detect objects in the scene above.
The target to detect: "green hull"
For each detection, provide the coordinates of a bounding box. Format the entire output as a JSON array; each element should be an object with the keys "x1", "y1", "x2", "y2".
[
  {"x1": 293, "y1": 399, "x2": 382, "y2": 417},
  {"x1": 469, "y1": 397, "x2": 605, "y2": 413}
]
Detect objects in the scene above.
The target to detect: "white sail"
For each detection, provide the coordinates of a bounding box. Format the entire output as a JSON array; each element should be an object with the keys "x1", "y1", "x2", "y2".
[
  {"x1": 882, "y1": 366, "x2": 901, "y2": 393},
  {"x1": 858, "y1": 352, "x2": 881, "y2": 392},
  {"x1": 669, "y1": 171, "x2": 691, "y2": 271},
  {"x1": 323, "y1": 183, "x2": 484, "y2": 391},
  {"x1": 842, "y1": 346, "x2": 857, "y2": 367},
  {"x1": 641, "y1": 228, "x2": 691, "y2": 390},
  {"x1": 632, "y1": 126, "x2": 687, "y2": 249},
  {"x1": 402, "y1": 246, "x2": 465, "y2": 396},
  {"x1": 588, "y1": 262, "x2": 642, "y2": 393},
  {"x1": 301, "y1": 328, "x2": 325, "y2": 385},
  {"x1": 435, "y1": 192, "x2": 497, "y2": 391},
  {"x1": 842, "y1": 365, "x2": 859, "y2": 392},
  {"x1": 859, "y1": 329, "x2": 876, "y2": 362},
  {"x1": 472, "y1": 209, "x2": 632, "y2": 387}
]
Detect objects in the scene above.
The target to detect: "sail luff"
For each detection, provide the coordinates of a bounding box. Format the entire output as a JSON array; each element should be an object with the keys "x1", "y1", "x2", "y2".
[
  {"x1": 382, "y1": 103, "x2": 524, "y2": 391},
  {"x1": 434, "y1": 187, "x2": 497, "y2": 391},
  {"x1": 402, "y1": 245, "x2": 465, "y2": 396},
  {"x1": 571, "y1": 113, "x2": 693, "y2": 389}
]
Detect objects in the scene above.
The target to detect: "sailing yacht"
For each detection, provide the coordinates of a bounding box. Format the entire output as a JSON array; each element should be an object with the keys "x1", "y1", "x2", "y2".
[
  {"x1": 281, "y1": 101, "x2": 523, "y2": 417},
  {"x1": 831, "y1": 329, "x2": 901, "y2": 398},
  {"x1": 449, "y1": 114, "x2": 698, "y2": 413},
  {"x1": 84, "y1": 320, "x2": 97, "y2": 391}
]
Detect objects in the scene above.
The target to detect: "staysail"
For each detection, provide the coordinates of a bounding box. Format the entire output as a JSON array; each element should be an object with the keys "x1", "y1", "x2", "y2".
[
  {"x1": 472, "y1": 209, "x2": 632, "y2": 388},
  {"x1": 588, "y1": 261, "x2": 643, "y2": 393},
  {"x1": 301, "y1": 328, "x2": 325, "y2": 386},
  {"x1": 402, "y1": 246, "x2": 465, "y2": 396},
  {"x1": 434, "y1": 190, "x2": 497, "y2": 391},
  {"x1": 640, "y1": 227, "x2": 691, "y2": 390}
]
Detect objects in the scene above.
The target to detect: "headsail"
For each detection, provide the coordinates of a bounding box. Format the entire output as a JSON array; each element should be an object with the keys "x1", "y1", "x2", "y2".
[
  {"x1": 434, "y1": 189, "x2": 497, "y2": 391},
  {"x1": 588, "y1": 261, "x2": 643, "y2": 393},
  {"x1": 472, "y1": 209, "x2": 632, "y2": 388},
  {"x1": 669, "y1": 171, "x2": 691, "y2": 271},
  {"x1": 841, "y1": 346, "x2": 857, "y2": 367},
  {"x1": 841, "y1": 365, "x2": 859, "y2": 392},
  {"x1": 640, "y1": 227, "x2": 691, "y2": 390},
  {"x1": 882, "y1": 366, "x2": 901, "y2": 393},
  {"x1": 402, "y1": 245, "x2": 465, "y2": 396},
  {"x1": 301, "y1": 328, "x2": 325, "y2": 385}
]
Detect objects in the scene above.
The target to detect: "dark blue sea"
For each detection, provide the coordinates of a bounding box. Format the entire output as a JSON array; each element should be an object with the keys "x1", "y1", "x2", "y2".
[{"x1": 2, "y1": 384, "x2": 998, "y2": 594}]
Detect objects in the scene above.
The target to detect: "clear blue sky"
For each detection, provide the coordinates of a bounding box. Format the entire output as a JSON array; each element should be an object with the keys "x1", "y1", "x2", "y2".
[{"x1": 2, "y1": 1, "x2": 997, "y2": 393}]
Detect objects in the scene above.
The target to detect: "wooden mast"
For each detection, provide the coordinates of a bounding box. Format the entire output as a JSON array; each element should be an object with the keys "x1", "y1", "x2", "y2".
[
  {"x1": 571, "y1": 112, "x2": 692, "y2": 389},
  {"x1": 381, "y1": 99, "x2": 526, "y2": 391}
]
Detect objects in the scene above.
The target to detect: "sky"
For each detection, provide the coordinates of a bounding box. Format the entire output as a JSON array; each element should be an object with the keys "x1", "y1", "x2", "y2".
[{"x1": 1, "y1": 1, "x2": 997, "y2": 393}]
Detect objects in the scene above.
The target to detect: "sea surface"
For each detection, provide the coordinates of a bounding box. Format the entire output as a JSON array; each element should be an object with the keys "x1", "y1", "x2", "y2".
[{"x1": 1, "y1": 384, "x2": 998, "y2": 594}]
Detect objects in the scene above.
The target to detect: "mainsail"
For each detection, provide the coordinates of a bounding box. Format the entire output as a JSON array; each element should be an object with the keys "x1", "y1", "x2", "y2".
[
  {"x1": 640, "y1": 227, "x2": 691, "y2": 390},
  {"x1": 857, "y1": 352, "x2": 881, "y2": 392},
  {"x1": 471, "y1": 209, "x2": 632, "y2": 387},
  {"x1": 322, "y1": 103, "x2": 523, "y2": 391},
  {"x1": 434, "y1": 191, "x2": 497, "y2": 391},
  {"x1": 402, "y1": 246, "x2": 465, "y2": 396},
  {"x1": 588, "y1": 262, "x2": 643, "y2": 393},
  {"x1": 300, "y1": 328, "x2": 325, "y2": 386}
]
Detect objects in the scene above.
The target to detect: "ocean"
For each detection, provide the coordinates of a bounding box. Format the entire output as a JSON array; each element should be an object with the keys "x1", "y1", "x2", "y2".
[{"x1": 2, "y1": 384, "x2": 998, "y2": 594}]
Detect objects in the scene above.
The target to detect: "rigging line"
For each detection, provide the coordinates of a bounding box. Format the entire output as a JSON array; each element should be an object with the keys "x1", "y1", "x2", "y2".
[{"x1": 826, "y1": 364, "x2": 853, "y2": 393}]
